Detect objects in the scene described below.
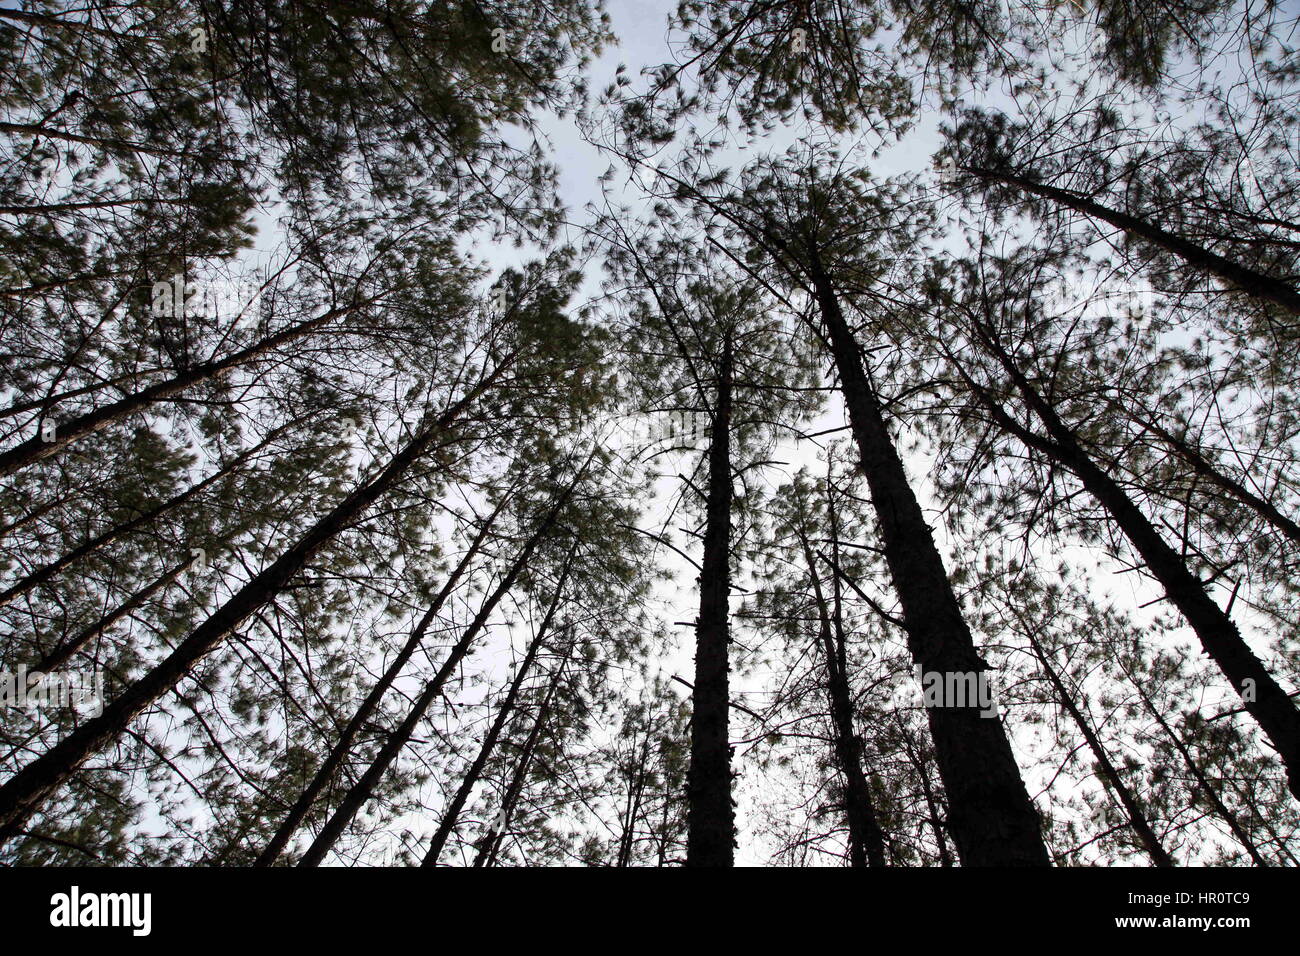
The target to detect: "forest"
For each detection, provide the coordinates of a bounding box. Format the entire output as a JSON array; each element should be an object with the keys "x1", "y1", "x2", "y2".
[{"x1": 0, "y1": 0, "x2": 1298, "y2": 869}]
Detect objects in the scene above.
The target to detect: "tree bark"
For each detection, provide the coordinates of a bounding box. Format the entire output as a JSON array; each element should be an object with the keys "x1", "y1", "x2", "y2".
[
  {"x1": 1014, "y1": 610, "x2": 1173, "y2": 866},
  {"x1": 33, "y1": 559, "x2": 189, "y2": 674},
  {"x1": 965, "y1": 165, "x2": 1300, "y2": 316},
  {"x1": 419, "y1": 546, "x2": 574, "y2": 867},
  {"x1": 0, "y1": 371, "x2": 162, "y2": 423},
  {"x1": 0, "y1": 366, "x2": 504, "y2": 844},
  {"x1": 967, "y1": 325, "x2": 1300, "y2": 802},
  {"x1": 471, "y1": 650, "x2": 571, "y2": 868},
  {"x1": 0, "y1": 419, "x2": 299, "y2": 610},
  {"x1": 253, "y1": 487, "x2": 516, "y2": 865},
  {"x1": 296, "y1": 460, "x2": 588, "y2": 866},
  {"x1": 0, "y1": 298, "x2": 371, "y2": 479},
  {"x1": 686, "y1": 331, "x2": 735, "y2": 867},
  {"x1": 1126, "y1": 666, "x2": 1269, "y2": 865},
  {"x1": 615, "y1": 731, "x2": 652, "y2": 867},
  {"x1": 1124, "y1": 407, "x2": 1300, "y2": 546},
  {"x1": 799, "y1": 530, "x2": 887, "y2": 866},
  {"x1": 900, "y1": 728, "x2": 954, "y2": 866},
  {"x1": 0, "y1": 120, "x2": 188, "y2": 159},
  {"x1": 809, "y1": 260, "x2": 1050, "y2": 866}
]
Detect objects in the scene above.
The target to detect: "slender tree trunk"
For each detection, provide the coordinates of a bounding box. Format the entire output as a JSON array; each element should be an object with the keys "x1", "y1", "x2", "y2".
[
  {"x1": 0, "y1": 367, "x2": 505, "y2": 844},
  {"x1": 1014, "y1": 611, "x2": 1173, "y2": 865},
  {"x1": 253, "y1": 487, "x2": 516, "y2": 865},
  {"x1": 686, "y1": 331, "x2": 735, "y2": 867},
  {"x1": 296, "y1": 461, "x2": 588, "y2": 866},
  {"x1": 616, "y1": 733, "x2": 652, "y2": 867},
  {"x1": 965, "y1": 165, "x2": 1300, "y2": 316},
  {"x1": 1124, "y1": 407, "x2": 1300, "y2": 546},
  {"x1": 1231, "y1": 784, "x2": 1300, "y2": 866},
  {"x1": 808, "y1": 260, "x2": 1049, "y2": 866},
  {"x1": 0, "y1": 7, "x2": 135, "y2": 36},
  {"x1": 471, "y1": 652, "x2": 570, "y2": 868},
  {"x1": 0, "y1": 298, "x2": 371, "y2": 479},
  {"x1": 1126, "y1": 667, "x2": 1269, "y2": 865},
  {"x1": 967, "y1": 326, "x2": 1300, "y2": 801},
  {"x1": 2, "y1": 268, "x2": 131, "y2": 299},
  {"x1": 0, "y1": 371, "x2": 159, "y2": 422},
  {"x1": 825, "y1": 491, "x2": 890, "y2": 866},
  {"x1": 0, "y1": 497, "x2": 60, "y2": 542},
  {"x1": 419, "y1": 548, "x2": 574, "y2": 867},
  {"x1": 0, "y1": 420, "x2": 298, "y2": 610},
  {"x1": 656, "y1": 791, "x2": 673, "y2": 866},
  {"x1": 0, "y1": 120, "x2": 187, "y2": 158},
  {"x1": 898, "y1": 725, "x2": 953, "y2": 866},
  {"x1": 0, "y1": 197, "x2": 195, "y2": 216},
  {"x1": 33, "y1": 559, "x2": 189, "y2": 674},
  {"x1": 799, "y1": 531, "x2": 887, "y2": 867}
]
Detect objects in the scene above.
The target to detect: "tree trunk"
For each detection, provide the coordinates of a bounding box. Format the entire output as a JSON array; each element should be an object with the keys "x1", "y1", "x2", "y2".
[
  {"x1": 969, "y1": 326, "x2": 1300, "y2": 802},
  {"x1": 686, "y1": 331, "x2": 735, "y2": 867},
  {"x1": 1, "y1": 371, "x2": 158, "y2": 422},
  {"x1": 0, "y1": 419, "x2": 298, "y2": 610},
  {"x1": 33, "y1": 559, "x2": 189, "y2": 674},
  {"x1": 0, "y1": 367, "x2": 505, "y2": 844},
  {"x1": 897, "y1": 724, "x2": 953, "y2": 866},
  {"x1": 0, "y1": 120, "x2": 186, "y2": 158},
  {"x1": 1015, "y1": 611, "x2": 1173, "y2": 865},
  {"x1": 0, "y1": 298, "x2": 370, "y2": 479},
  {"x1": 966, "y1": 165, "x2": 1300, "y2": 316},
  {"x1": 1, "y1": 498, "x2": 63, "y2": 543},
  {"x1": 419, "y1": 547, "x2": 574, "y2": 867},
  {"x1": 799, "y1": 530, "x2": 887, "y2": 866},
  {"x1": 1126, "y1": 666, "x2": 1269, "y2": 865},
  {"x1": 0, "y1": 197, "x2": 195, "y2": 216},
  {"x1": 253, "y1": 486, "x2": 516, "y2": 865},
  {"x1": 296, "y1": 461, "x2": 588, "y2": 866},
  {"x1": 615, "y1": 732, "x2": 652, "y2": 867},
  {"x1": 809, "y1": 261, "x2": 1050, "y2": 866},
  {"x1": 471, "y1": 651, "x2": 570, "y2": 868},
  {"x1": 972, "y1": 170, "x2": 1300, "y2": 319},
  {"x1": 1124, "y1": 407, "x2": 1300, "y2": 546}
]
